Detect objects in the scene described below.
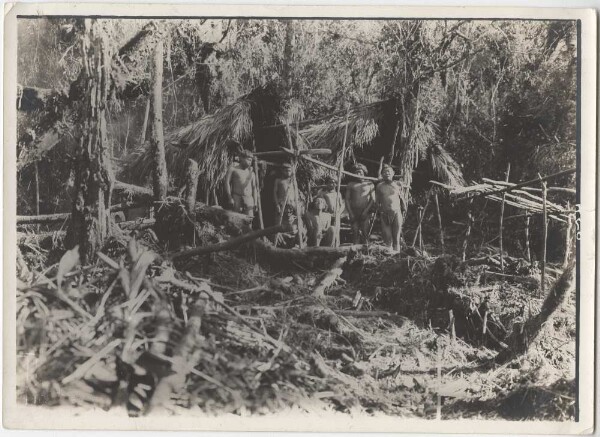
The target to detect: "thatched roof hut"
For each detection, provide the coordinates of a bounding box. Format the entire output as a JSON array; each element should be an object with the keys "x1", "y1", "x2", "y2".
[
  {"x1": 121, "y1": 84, "x2": 282, "y2": 191},
  {"x1": 294, "y1": 99, "x2": 465, "y2": 193},
  {"x1": 122, "y1": 87, "x2": 465, "y2": 208}
]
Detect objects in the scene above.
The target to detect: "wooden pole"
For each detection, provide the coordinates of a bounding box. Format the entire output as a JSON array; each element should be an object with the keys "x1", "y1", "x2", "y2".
[
  {"x1": 541, "y1": 178, "x2": 548, "y2": 296},
  {"x1": 411, "y1": 194, "x2": 431, "y2": 248},
  {"x1": 434, "y1": 192, "x2": 444, "y2": 254},
  {"x1": 34, "y1": 161, "x2": 40, "y2": 216},
  {"x1": 388, "y1": 117, "x2": 401, "y2": 164},
  {"x1": 251, "y1": 139, "x2": 264, "y2": 230},
  {"x1": 150, "y1": 40, "x2": 167, "y2": 201},
  {"x1": 140, "y1": 97, "x2": 150, "y2": 145},
  {"x1": 334, "y1": 110, "x2": 350, "y2": 247},
  {"x1": 525, "y1": 211, "x2": 531, "y2": 263},
  {"x1": 457, "y1": 168, "x2": 576, "y2": 202},
  {"x1": 461, "y1": 199, "x2": 474, "y2": 261},
  {"x1": 299, "y1": 154, "x2": 378, "y2": 181},
  {"x1": 563, "y1": 202, "x2": 572, "y2": 268},
  {"x1": 418, "y1": 206, "x2": 424, "y2": 251},
  {"x1": 284, "y1": 123, "x2": 304, "y2": 248},
  {"x1": 499, "y1": 163, "x2": 511, "y2": 273}
]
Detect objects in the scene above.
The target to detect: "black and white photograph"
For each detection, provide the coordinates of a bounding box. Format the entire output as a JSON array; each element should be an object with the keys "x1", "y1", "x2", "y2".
[{"x1": 4, "y1": 4, "x2": 596, "y2": 432}]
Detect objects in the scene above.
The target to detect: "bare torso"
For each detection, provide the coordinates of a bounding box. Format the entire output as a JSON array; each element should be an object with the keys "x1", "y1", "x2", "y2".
[
  {"x1": 317, "y1": 190, "x2": 342, "y2": 214},
  {"x1": 376, "y1": 181, "x2": 402, "y2": 212},
  {"x1": 275, "y1": 178, "x2": 296, "y2": 209},
  {"x1": 346, "y1": 181, "x2": 374, "y2": 217},
  {"x1": 229, "y1": 166, "x2": 254, "y2": 197}
]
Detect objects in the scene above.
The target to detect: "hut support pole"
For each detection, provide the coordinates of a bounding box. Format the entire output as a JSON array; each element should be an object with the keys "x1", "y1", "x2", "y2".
[
  {"x1": 291, "y1": 162, "x2": 304, "y2": 248},
  {"x1": 34, "y1": 161, "x2": 40, "y2": 216},
  {"x1": 411, "y1": 194, "x2": 431, "y2": 248},
  {"x1": 499, "y1": 163, "x2": 511, "y2": 273},
  {"x1": 434, "y1": 192, "x2": 444, "y2": 254},
  {"x1": 334, "y1": 110, "x2": 350, "y2": 247},
  {"x1": 418, "y1": 207, "x2": 424, "y2": 251},
  {"x1": 461, "y1": 199, "x2": 474, "y2": 261},
  {"x1": 541, "y1": 178, "x2": 548, "y2": 296},
  {"x1": 388, "y1": 116, "x2": 401, "y2": 164},
  {"x1": 284, "y1": 123, "x2": 304, "y2": 248},
  {"x1": 251, "y1": 139, "x2": 264, "y2": 230},
  {"x1": 525, "y1": 211, "x2": 531, "y2": 263}
]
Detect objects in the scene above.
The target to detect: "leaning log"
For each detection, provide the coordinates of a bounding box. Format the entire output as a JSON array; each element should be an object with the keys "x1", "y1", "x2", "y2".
[
  {"x1": 253, "y1": 239, "x2": 365, "y2": 269},
  {"x1": 169, "y1": 224, "x2": 289, "y2": 260},
  {"x1": 494, "y1": 261, "x2": 575, "y2": 364}
]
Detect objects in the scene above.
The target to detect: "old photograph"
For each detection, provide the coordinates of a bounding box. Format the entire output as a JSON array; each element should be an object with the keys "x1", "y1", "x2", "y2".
[{"x1": 4, "y1": 4, "x2": 596, "y2": 433}]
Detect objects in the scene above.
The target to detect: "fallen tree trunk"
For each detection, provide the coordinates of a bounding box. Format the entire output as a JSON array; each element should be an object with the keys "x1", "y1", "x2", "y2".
[
  {"x1": 17, "y1": 213, "x2": 70, "y2": 225},
  {"x1": 252, "y1": 239, "x2": 365, "y2": 269},
  {"x1": 313, "y1": 256, "x2": 347, "y2": 298},
  {"x1": 494, "y1": 261, "x2": 575, "y2": 364},
  {"x1": 169, "y1": 224, "x2": 288, "y2": 260},
  {"x1": 482, "y1": 271, "x2": 539, "y2": 288}
]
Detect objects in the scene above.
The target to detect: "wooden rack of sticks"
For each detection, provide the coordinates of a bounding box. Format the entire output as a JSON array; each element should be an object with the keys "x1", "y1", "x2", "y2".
[{"x1": 431, "y1": 167, "x2": 576, "y2": 295}]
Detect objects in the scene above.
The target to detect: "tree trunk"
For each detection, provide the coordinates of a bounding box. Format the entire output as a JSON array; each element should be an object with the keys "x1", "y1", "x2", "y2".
[
  {"x1": 66, "y1": 19, "x2": 114, "y2": 263},
  {"x1": 150, "y1": 40, "x2": 168, "y2": 201},
  {"x1": 282, "y1": 20, "x2": 294, "y2": 95}
]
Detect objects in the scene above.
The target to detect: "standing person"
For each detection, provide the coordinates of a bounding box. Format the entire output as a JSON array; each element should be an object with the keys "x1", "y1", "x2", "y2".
[
  {"x1": 375, "y1": 164, "x2": 404, "y2": 252},
  {"x1": 225, "y1": 150, "x2": 256, "y2": 217},
  {"x1": 344, "y1": 163, "x2": 375, "y2": 244},
  {"x1": 304, "y1": 198, "x2": 334, "y2": 247},
  {"x1": 273, "y1": 163, "x2": 298, "y2": 225},
  {"x1": 316, "y1": 175, "x2": 344, "y2": 217}
]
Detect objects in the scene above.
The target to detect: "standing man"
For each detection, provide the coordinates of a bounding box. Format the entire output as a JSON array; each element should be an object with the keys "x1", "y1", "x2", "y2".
[
  {"x1": 225, "y1": 150, "x2": 256, "y2": 217},
  {"x1": 375, "y1": 164, "x2": 404, "y2": 252},
  {"x1": 344, "y1": 163, "x2": 375, "y2": 244},
  {"x1": 273, "y1": 163, "x2": 298, "y2": 225}
]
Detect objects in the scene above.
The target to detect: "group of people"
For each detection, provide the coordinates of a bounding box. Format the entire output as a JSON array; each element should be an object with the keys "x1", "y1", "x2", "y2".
[{"x1": 224, "y1": 150, "x2": 405, "y2": 252}]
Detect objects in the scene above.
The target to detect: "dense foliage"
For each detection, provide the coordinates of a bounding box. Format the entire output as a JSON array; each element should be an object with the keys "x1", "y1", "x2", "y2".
[{"x1": 17, "y1": 18, "x2": 576, "y2": 214}]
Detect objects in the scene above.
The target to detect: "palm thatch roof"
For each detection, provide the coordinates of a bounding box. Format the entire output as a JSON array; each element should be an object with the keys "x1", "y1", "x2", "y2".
[
  {"x1": 121, "y1": 83, "x2": 284, "y2": 191},
  {"x1": 427, "y1": 142, "x2": 465, "y2": 187},
  {"x1": 296, "y1": 99, "x2": 464, "y2": 192},
  {"x1": 297, "y1": 100, "x2": 390, "y2": 161}
]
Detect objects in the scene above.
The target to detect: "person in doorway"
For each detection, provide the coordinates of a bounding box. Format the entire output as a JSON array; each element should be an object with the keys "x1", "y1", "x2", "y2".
[
  {"x1": 375, "y1": 164, "x2": 405, "y2": 252},
  {"x1": 225, "y1": 150, "x2": 256, "y2": 217},
  {"x1": 344, "y1": 163, "x2": 375, "y2": 244},
  {"x1": 273, "y1": 163, "x2": 299, "y2": 225},
  {"x1": 304, "y1": 198, "x2": 335, "y2": 247}
]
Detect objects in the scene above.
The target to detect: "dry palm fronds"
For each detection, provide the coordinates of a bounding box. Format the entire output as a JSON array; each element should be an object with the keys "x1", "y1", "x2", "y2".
[
  {"x1": 298, "y1": 100, "x2": 390, "y2": 162},
  {"x1": 122, "y1": 98, "x2": 252, "y2": 190},
  {"x1": 427, "y1": 143, "x2": 465, "y2": 187}
]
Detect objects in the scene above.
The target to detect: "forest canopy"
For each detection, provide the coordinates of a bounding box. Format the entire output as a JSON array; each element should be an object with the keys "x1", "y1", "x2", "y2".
[{"x1": 17, "y1": 18, "x2": 576, "y2": 216}]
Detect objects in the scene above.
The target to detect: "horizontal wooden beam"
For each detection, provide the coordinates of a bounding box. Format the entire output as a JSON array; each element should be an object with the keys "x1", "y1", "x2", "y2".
[{"x1": 455, "y1": 168, "x2": 576, "y2": 201}]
